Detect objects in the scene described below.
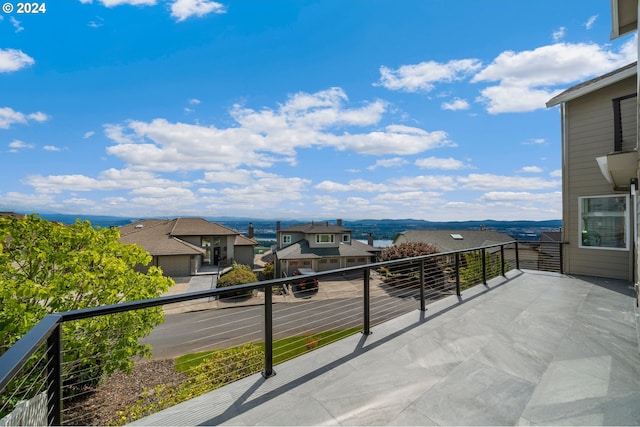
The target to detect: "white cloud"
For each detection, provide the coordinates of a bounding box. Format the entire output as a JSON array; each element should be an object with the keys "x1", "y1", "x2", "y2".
[
  {"x1": 43, "y1": 145, "x2": 61, "y2": 151},
  {"x1": 415, "y1": 157, "x2": 467, "y2": 170},
  {"x1": 91, "y1": 0, "x2": 157, "y2": 6},
  {"x1": 520, "y1": 166, "x2": 543, "y2": 173},
  {"x1": 376, "y1": 59, "x2": 482, "y2": 92},
  {"x1": 388, "y1": 175, "x2": 457, "y2": 192},
  {"x1": 552, "y1": 27, "x2": 566, "y2": 42},
  {"x1": 171, "y1": 0, "x2": 225, "y2": 22},
  {"x1": 472, "y1": 40, "x2": 637, "y2": 114},
  {"x1": 188, "y1": 98, "x2": 201, "y2": 105},
  {"x1": 10, "y1": 17, "x2": 23, "y2": 33},
  {"x1": 481, "y1": 191, "x2": 561, "y2": 202},
  {"x1": 315, "y1": 179, "x2": 389, "y2": 193},
  {"x1": 550, "y1": 169, "x2": 562, "y2": 178},
  {"x1": 25, "y1": 168, "x2": 186, "y2": 193},
  {"x1": 367, "y1": 157, "x2": 407, "y2": 170},
  {"x1": 0, "y1": 49, "x2": 34, "y2": 73},
  {"x1": 83, "y1": 131, "x2": 95, "y2": 139},
  {"x1": 103, "y1": 87, "x2": 453, "y2": 172},
  {"x1": 585, "y1": 15, "x2": 598, "y2": 30},
  {"x1": 523, "y1": 138, "x2": 546, "y2": 145},
  {"x1": 0, "y1": 108, "x2": 49, "y2": 129},
  {"x1": 457, "y1": 173, "x2": 560, "y2": 190},
  {"x1": 441, "y1": 98, "x2": 470, "y2": 111},
  {"x1": 8, "y1": 140, "x2": 34, "y2": 152}
]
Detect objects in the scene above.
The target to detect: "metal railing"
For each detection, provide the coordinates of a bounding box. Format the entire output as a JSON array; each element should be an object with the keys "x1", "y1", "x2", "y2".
[{"x1": 0, "y1": 240, "x2": 563, "y2": 425}]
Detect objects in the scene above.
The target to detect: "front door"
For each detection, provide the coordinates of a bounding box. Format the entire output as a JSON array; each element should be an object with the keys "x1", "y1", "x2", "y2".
[{"x1": 213, "y1": 247, "x2": 221, "y2": 265}]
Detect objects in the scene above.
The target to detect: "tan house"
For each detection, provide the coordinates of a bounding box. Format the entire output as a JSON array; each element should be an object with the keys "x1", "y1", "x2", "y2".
[
  {"x1": 273, "y1": 219, "x2": 379, "y2": 277},
  {"x1": 546, "y1": 62, "x2": 637, "y2": 281},
  {"x1": 119, "y1": 217, "x2": 257, "y2": 277}
]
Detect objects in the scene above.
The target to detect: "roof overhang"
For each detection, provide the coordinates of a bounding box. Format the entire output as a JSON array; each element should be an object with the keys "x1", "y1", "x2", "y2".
[
  {"x1": 546, "y1": 63, "x2": 636, "y2": 107},
  {"x1": 611, "y1": 0, "x2": 637, "y2": 39}
]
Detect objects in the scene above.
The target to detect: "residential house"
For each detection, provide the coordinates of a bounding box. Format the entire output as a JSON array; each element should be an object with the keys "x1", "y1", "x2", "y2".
[
  {"x1": 273, "y1": 219, "x2": 379, "y2": 277},
  {"x1": 546, "y1": 62, "x2": 637, "y2": 281},
  {"x1": 119, "y1": 217, "x2": 257, "y2": 277},
  {"x1": 393, "y1": 229, "x2": 513, "y2": 252}
]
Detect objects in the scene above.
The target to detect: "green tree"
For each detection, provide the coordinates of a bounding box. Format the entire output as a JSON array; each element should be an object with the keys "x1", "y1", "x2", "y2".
[
  {"x1": 460, "y1": 250, "x2": 504, "y2": 288},
  {"x1": 0, "y1": 215, "x2": 173, "y2": 395}
]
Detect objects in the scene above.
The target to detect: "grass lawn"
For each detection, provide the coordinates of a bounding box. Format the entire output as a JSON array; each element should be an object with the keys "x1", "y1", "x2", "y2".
[{"x1": 175, "y1": 328, "x2": 361, "y2": 373}]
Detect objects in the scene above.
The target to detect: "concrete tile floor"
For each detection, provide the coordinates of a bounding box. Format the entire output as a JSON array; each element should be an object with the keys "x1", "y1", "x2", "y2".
[{"x1": 131, "y1": 270, "x2": 640, "y2": 426}]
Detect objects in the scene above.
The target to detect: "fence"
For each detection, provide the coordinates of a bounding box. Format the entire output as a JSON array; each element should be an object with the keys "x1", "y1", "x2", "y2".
[{"x1": 0, "y1": 240, "x2": 562, "y2": 425}]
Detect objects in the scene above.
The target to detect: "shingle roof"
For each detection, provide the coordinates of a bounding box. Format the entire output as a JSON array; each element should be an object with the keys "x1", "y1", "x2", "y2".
[
  {"x1": 546, "y1": 62, "x2": 636, "y2": 107},
  {"x1": 234, "y1": 234, "x2": 258, "y2": 246},
  {"x1": 393, "y1": 229, "x2": 513, "y2": 253},
  {"x1": 279, "y1": 221, "x2": 350, "y2": 234},
  {"x1": 170, "y1": 217, "x2": 238, "y2": 236},
  {"x1": 276, "y1": 239, "x2": 377, "y2": 260},
  {"x1": 119, "y1": 219, "x2": 205, "y2": 256}
]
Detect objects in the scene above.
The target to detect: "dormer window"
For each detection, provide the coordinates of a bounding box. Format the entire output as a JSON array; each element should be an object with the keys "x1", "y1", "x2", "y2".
[
  {"x1": 341, "y1": 234, "x2": 350, "y2": 243},
  {"x1": 282, "y1": 234, "x2": 292, "y2": 244},
  {"x1": 316, "y1": 234, "x2": 334, "y2": 244}
]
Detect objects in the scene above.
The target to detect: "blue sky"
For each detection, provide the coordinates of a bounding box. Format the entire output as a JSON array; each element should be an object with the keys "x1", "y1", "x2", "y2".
[{"x1": 0, "y1": 0, "x2": 637, "y2": 221}]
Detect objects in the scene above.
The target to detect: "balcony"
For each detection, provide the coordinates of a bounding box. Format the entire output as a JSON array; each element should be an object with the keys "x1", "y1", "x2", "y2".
[{"x1": 1, "y1": 241, "x2": 639, "y2": 426}]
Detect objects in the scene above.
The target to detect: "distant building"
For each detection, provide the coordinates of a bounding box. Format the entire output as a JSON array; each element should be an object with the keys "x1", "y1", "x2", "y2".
[
  {"x1": 393, "y1": 229, "x2": 513, "y2": 252},
  {"x1": 273, "y1": 219, "x2": 379, "y2": 277},
  {"x1": 119, "y1": 217, "x2": 257, "y2": 277}
]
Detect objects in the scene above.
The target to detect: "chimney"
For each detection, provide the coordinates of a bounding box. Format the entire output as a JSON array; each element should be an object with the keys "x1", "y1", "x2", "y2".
[
  {"x1": 336, "y1": 218, "x2": 342, "y2": 226},
  {"x1": 276, "y1": 221, "x2": 281, "y2": 231},
  {"x1": 248, "y1": 222, "x2": 254, "y2": 238},
  {"x1": 368, "y1": 233, "x2": 374, "y2": 246}
]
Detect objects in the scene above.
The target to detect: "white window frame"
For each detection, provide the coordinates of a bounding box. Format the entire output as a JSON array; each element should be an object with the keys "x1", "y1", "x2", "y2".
[
  {"x1": 315, "y1": 234, "x2": 335, "y2": 244},
  {"x1": 282, "y1": 234, "x2": 292, "y2": 245},
  {"x1": 578, "y1": 194, "x2": 629, "y2": 251}
]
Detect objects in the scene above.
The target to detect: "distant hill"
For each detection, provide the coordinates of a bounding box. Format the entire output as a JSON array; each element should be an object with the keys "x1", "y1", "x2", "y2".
[{"x1": 32, "y1": 213, "x2": 561, "y2": 242}]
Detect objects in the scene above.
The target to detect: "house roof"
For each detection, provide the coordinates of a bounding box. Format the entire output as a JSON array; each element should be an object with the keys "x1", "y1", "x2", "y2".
[
  {"x1": 279, "y1": 221, "x2": 350, "y2": 234},
  {"x1": 119, "y1": 219, "x2": 205, "y2": 256},
  {"x1": 546, "y1": 62, "x2": 636, "y2": 107},
  {"x1": 276, "y1": 239, "x2": 377, "y2": 260},
  {"x1": 235, "y1": 234, "x2": 258, "y2": 246},
  {"x1": 170, "y1": 217, "x2": 238, "y2": 236},
  {"x1": 611, "y1": 0, "x2": 637, "y2": 39},
  {"x1": 540, "y1": 231, "x2": 562, "y2": 242},
  {"x1": 393, "y1": 229, "x2": 513, "y2": 253},
  {"x1": 0, "y1": 212, "x2": 25, "y2": 219}
]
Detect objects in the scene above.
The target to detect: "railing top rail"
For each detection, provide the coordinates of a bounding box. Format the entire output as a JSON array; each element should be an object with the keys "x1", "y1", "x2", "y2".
[
  {"x1": 0, "y1": 314, "x2": 62, "y2": 391},
  {"x1": 0, "y1": 239, "x2": 521, "y2": 396}
]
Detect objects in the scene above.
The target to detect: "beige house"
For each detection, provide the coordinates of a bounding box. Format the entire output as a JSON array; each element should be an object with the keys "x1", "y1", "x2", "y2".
[
  {"x1": 273, "y1": 219, "x2": 379, "y2": 277},
  {"x1": 119, "y1": 217, "x2": 257, "y2": 277},
  {"x1": 546, "y1": 62, "x2": 636, "y2": 281}
]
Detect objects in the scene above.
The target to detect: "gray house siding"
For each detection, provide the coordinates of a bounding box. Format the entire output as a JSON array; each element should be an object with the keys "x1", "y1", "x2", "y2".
[{"x1": 563, "y1": 75, "x2": 635, "y2": 280}]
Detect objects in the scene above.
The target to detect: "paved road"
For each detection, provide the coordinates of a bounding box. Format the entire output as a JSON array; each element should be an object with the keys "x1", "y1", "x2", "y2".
[{"x1": 143, "y1": 295, "x2": 419, "y2": 360}]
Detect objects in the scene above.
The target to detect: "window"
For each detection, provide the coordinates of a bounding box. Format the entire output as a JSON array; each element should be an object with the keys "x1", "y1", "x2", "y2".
[
  {"x1": 282, "y1": 234, "x2": 291, "y2": 244},
  {"x1": 315, "y1": 234, "x2": 334, "y2": 244},
  {"x1": 579, "y1": 195, "x2": 629, "y2": 250},
  {"x1": 342, "y1": 234, "x2": 350, "y2": 243}
]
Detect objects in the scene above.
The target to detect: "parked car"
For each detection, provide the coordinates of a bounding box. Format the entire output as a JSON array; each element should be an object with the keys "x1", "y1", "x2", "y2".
[{"x1": 292, "y1": 267, "x2": 319, "y2": 291}]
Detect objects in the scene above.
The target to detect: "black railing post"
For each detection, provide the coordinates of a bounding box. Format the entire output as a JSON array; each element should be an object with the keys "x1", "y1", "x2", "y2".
[
  {"x1": 455, "y1": 253, "x2": 461, "y2": 297},
  {"x1": 515, "y1": 241, "x2": 520, "y2": 270},
  {"x1": 46, "y1": 324, "x2": 62, "y2": 427},
  {"x1": 559, "y1": 242, "x2": 564, "y2": 274},
  {"x1": 482, "y1": 248, "x2": 487, "y2": 285},
  {"x1": 363, "y1": 268, "x2": 372, "y2": 335},
  {"x1": 419, "y1": 259, "x2": 426, "y2": 312},
  {"x1": 500, "y1": 245, "x2": 506, "y2": 277},
  {"x1": 262, "y1": 285, "x2": 275, "y2": 378}
]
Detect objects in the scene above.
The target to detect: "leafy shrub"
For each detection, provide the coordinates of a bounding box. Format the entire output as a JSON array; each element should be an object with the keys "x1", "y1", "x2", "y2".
[{"x1": 216, "y1": 264, "x2": 257, "y2": 297}]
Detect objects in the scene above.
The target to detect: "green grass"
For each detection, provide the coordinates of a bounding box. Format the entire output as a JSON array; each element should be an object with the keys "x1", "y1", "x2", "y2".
[{"x1": 175, "y1": 328, "x2": 361, "y2": 373}]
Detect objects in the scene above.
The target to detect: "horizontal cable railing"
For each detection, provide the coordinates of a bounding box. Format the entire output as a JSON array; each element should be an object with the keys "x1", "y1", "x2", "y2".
[{"x1": 0, "y1": 240, "x2": 564, "y2": 425}]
